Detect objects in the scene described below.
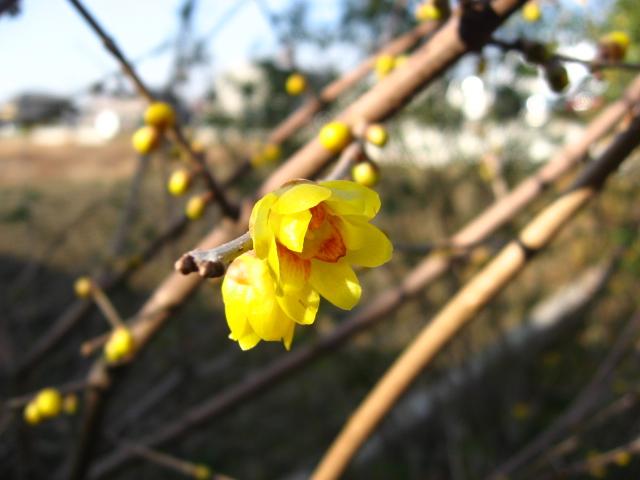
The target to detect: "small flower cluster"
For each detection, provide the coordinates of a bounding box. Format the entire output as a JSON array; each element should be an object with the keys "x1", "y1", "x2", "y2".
[
  {"x1": 222, "y1": 180, "x2": 392, "y2": 350},
  {"x1": 131, "y1": 101, "x2": 176, "y2": 155},
  {"x1": 23, "y1": 388, "x2": 77, "y2": 425}
]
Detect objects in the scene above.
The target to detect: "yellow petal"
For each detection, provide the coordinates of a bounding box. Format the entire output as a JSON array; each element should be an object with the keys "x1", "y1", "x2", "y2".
[
  {"x1": 283, "y1": 321, "x2": 295, "y2": 350},
  {"x1": 249, "y1": 193, "x2": 278, "y2": 259},
  {"x1": 237, "y1": 332, "x2": 261, "y2": 350},
  {"x1": 277, "y1": 285, "x2": 320, "y2": 325},
  {"x1": 278, "y1": 245, "x2": 311, "y2": 292},
  {"x1": 309, "y1": 259, "x2": 361, "y2": 310},
  {"x1": 222, "y1": 267, "x2": 257, "y2": 342},
  {"x1": 341, "y1": 218, "x2": 393, "y2": 267},
  {"x1": 272, "y1": 183, "x2": 332, "y2": 214},
  {"x1": 274, "y1": 210, "x2": 312, "y2": 253},
  {"x1": 223, "y1": 252, "x2": 303, "y2": 349},
  {"x1": 320, "y1": 180, "x2": 381, "y2": 219}
]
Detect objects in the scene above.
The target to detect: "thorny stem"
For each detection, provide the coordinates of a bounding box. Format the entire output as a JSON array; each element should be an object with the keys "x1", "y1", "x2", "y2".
[
  {"x1": 66, "y1": 0, "x2": 239, "y2": 219},
  {"x1": 175, "y1": 232, "x2": 253, "y2": 278}
]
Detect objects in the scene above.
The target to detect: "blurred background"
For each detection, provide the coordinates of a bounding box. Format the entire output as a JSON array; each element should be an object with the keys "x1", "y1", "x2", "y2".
[{"x1": 2, "y1": 0, "x2": 640, "y2": 478}]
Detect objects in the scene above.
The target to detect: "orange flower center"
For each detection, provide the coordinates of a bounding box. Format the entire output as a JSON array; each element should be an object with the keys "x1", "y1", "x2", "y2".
[{"x1": 301, "y1": 203, "x2": 346, "y2": 262}]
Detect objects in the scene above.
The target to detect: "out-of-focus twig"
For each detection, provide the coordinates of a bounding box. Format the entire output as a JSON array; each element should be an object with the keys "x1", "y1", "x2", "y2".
[{"x1": 489, "y1": 307, "x2": 640, "y2": 479}]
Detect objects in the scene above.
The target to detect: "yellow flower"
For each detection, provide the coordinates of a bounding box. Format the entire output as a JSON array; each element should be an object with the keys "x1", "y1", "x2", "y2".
[
  {"x1": 250, "y1": 180, "x2": 392, "y2": 310},
  {"x1": 34, "y1": 388, "x2": 63, "y2": 419},
  {"x1": 415, "y1": 3, "x2": 441, "y2": 22},
  {"x1": 222, "y1": 180, "x2": 392, "y2": 350},
  {"x1": 285, "y1": 73, "x2": 307, "y2": 96}
]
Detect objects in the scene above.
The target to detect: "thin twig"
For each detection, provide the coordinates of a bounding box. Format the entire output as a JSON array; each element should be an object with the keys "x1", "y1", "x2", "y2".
[
  {"x1": 489, "y1": 308, "x2": 640, "y2": 478},
  {"x1": 542, "y1": 436, "x2": 640, "y2": 479},
  {"x1": 66, "y1": 0, "x2": 238, "y2": 219},
  {"x1": 91, "y1": 284, "x2": 125, "y2": 330},
  {"x1": 175, "y1": 232, "x2": 253, "y2": 278}
]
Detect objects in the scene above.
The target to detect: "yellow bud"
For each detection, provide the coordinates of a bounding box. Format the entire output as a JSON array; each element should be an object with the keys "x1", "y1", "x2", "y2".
[
  {"x1": 262, "y1": 143, "x2": 282, "y2": 164},
  {"x1": 193, "y1": 464, "x2": 212, "y2": 480},
  {"x1": 601, "y1": 31, "x2": 631, "y2": 61},
  {"x1": 168, "y1": 169, "x2": 191, "y2": 196},
  {"x1": 285, "y1": 73, "x2": 307, "y2": 96},
  {"x1": 132, "y1": 125, "x2": 161, "y2": 155},
  {"x1": 522, "y1": 2, "x2": 541, "y2": 22},
  {"x1": 63, "y1": 394, "x2": 78, "y2": 415},
  {"x1": 375, "y1": 54, "x2": 396, "y2": 79},
  {"x1": 415, "y1": 3, "x2": 441, "y2": 22},
  {"x1": 614, "y1": 451, "x2": 631, "y2": 467},
  {"x1": 144, "y1": 101, "x2": 175, "y2": 129},
  {"x1": 104, "y1": 327, "x2": 135, "y2": 363},
  {"x1": 74, "y1": 276, "x2": 93, "y2": 299},
  {"x1": 510, "y1": 402, "x2": 531, "y2": 420},
  {"x1": 351, "y1": 161, "x2": 380, "y2": 187},
  {"x1": 24, "y1": 401, "x2": 42, "y2": 425},
  {"x1": 35, "y1": 388, "x2": 63, "y2": 419},
  {"x1": 318, "y1": 121, "x2": 352, "y2": 153},
  {"x1": 365, "y1": 124, "x2": 388, "y2": 147},
  {"x1": 185, "y1": 195, "x2": 207, "y2": 220},
  {"x1": 190, "y1": 140, "x2": 206, "y2": 155}
]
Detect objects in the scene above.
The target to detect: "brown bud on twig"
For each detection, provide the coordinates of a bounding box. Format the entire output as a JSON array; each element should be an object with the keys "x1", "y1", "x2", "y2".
[{"x1": 175, "y1": 232, "x2": 253, "y2": 278}]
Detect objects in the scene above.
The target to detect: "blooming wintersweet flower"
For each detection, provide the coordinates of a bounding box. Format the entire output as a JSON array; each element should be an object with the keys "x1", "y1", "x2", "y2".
[{"x1": 222, "y1": 179, "x2": 392, "y2": 350}]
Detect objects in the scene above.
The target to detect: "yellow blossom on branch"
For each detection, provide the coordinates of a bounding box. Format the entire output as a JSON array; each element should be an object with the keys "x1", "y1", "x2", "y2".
[{"x1": 222, "y1": 180, "x2": 392, "y2": 350}]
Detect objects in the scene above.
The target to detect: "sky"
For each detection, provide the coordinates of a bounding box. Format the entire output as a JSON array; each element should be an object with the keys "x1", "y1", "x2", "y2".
[
  {"x1": 0, "y1": 0, "x2": 617, "y2": 104},
  {"x1": 0, "y1": 0, "x2": 345, "y2": 102}
]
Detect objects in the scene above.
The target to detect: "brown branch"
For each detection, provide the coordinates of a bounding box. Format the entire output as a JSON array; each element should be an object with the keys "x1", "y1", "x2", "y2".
[
  {"x1": 311, "y1": 114, "x2": 640, "y2": 480},
  {"x1": 114, "y1": 439, "x2": 231, "y2": 480},
  {"x1": 90, "y1": 283, "x2": 125, "y2": 330},
  {"x1": 88, "y1": 72, "x2": 640, "y2": 480},
  {"x1": 175, "y1": 232, "x2": 252, "y2": 278},
  {"x1": 66, "y1": 0, "x2": 238, "y2": 219},
  {"x1": 489, "y1": 308, "x2": 640, "y2": 478},
  {"x1": 542, "y1": 436, "x2": 640, "y2": 479}
]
